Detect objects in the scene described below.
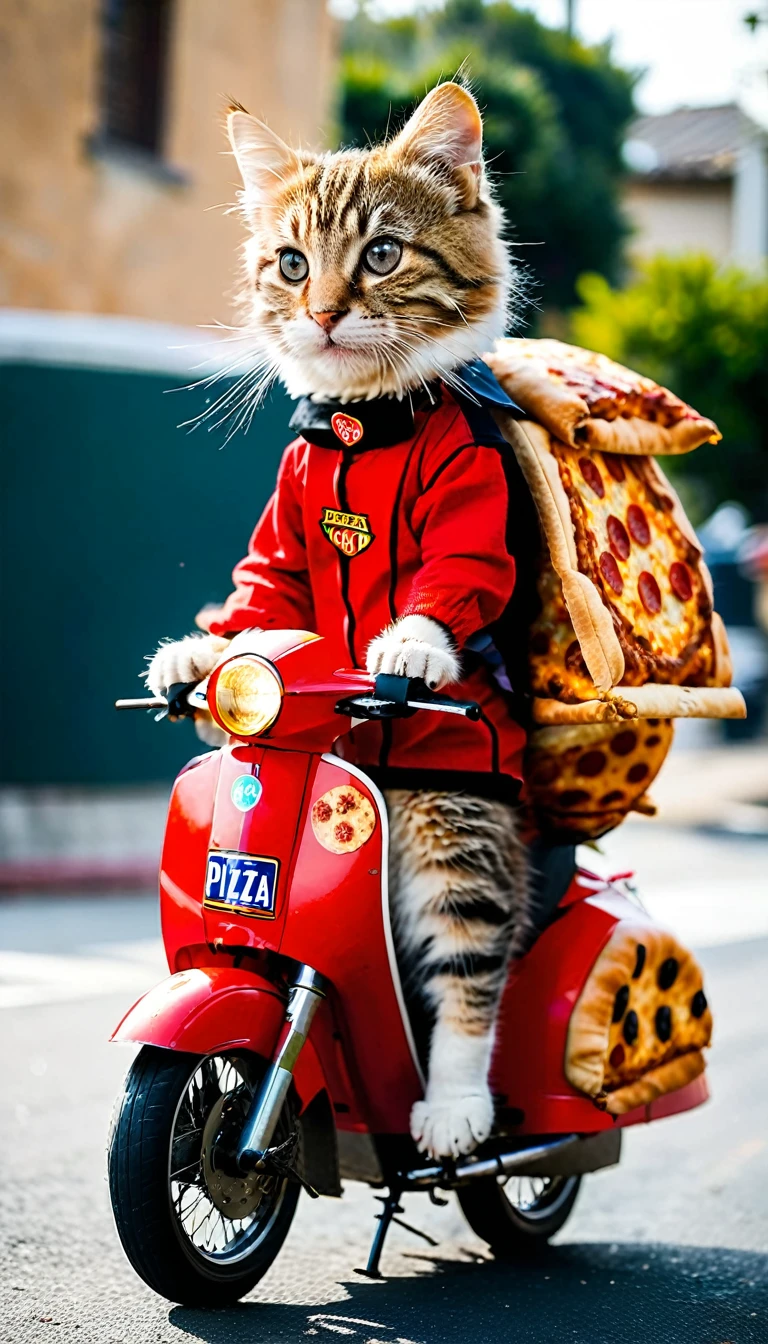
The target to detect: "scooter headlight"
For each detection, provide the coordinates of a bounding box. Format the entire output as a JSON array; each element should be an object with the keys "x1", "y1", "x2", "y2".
[{"x1": 210, "y1": 656, "x2": 283, "y2": 738}]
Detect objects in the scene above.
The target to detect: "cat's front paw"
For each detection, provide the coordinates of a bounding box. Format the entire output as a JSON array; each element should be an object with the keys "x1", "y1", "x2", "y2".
[
  {"x1": 145, "y1": 633, "x2": 230, "y2": 698},
  {"x1": 366, "y1": 614, "x2": 459, "y2": 690},
  {"x1": 410, "y1": 1087, "x2": 494, "y2": 1160},
  {"x1": 193, "y1": 713, "x2": 229, "y2": 748}
]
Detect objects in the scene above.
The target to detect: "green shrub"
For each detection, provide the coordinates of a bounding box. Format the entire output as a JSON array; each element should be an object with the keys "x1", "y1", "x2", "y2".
[
  {"x1": 338, "y1": 0, "x2": 636, "y2": 310},
  {"x1": 571, "y1": 255, "x2": 768, "y2": 522}
]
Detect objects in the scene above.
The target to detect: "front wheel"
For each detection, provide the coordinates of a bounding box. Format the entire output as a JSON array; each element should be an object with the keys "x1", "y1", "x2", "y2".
[
  {"x1": 108, "y1": 1046, "x2": 300, "y2": 1305},
  {"x1": 457, "y1": 1173, "x2": 581, "y2": 1256}
]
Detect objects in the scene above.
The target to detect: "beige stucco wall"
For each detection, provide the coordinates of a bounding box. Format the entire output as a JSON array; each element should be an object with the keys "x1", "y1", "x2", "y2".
[
  {"x1": 0, "y1": 0, "x2": 337, "y2": 325},
  {"x1": 624, "y1": 180, "x2": 734, "y2": 263}
]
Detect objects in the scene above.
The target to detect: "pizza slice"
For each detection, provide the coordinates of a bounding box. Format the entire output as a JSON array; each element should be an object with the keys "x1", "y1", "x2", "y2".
[
  {"x1": 497, "y1": 417, "x2": 743, "y2": 723},
  {"x1": 565, "y1": 922, "x2": 712, "y2": 1116},
  {"x1": 485, "y1": 337, "x2": 721, "y2": 456}
]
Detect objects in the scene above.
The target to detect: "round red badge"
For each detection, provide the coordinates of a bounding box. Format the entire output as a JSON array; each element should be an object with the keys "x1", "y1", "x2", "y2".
[{"x1": 331, "y1": 412, "x2": 364, "y2": 446}]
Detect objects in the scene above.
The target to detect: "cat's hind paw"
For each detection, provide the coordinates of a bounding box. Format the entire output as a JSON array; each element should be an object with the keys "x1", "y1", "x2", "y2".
[{"x1": 410, "y1": 1090, "x2": 493, "y2": 1161}]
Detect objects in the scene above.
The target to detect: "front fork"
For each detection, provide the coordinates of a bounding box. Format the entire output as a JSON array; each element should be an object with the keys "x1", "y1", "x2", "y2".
[{"x1": 237, "y1": 963, "x2": 326, "y2": 1170}]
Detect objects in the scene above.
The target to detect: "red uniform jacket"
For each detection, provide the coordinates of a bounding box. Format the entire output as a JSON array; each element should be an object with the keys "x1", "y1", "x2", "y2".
[{"x1": 202, "y1": 384, "x2": 527, "y2": 800}]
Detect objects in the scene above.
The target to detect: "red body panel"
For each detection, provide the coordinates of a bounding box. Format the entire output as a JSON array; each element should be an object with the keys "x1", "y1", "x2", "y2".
[
  {"x1": 160, "y1": 752, "x2": 219, "y2": 972},
  {"x1": 129, "y1": 632, "x2": 708, "y2": 1155}
]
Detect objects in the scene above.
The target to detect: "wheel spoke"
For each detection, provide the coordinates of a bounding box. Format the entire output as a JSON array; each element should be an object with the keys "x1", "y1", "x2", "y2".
[
  {"x1": 168, "y1": 1052, "x2": 289, "y2": 1265},
  {"x1": 170, "y1": 1158, "x2": 202, "y2": 1181}
]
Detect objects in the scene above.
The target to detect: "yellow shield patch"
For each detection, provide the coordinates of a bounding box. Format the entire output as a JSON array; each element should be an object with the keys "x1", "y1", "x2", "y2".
[{"x1": 320, "y1": 507, "x2": 375, "y2": 557}]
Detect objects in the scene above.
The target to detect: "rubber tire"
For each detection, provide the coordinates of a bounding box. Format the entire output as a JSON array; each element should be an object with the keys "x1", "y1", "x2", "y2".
[
  {"x1": 108, "y1": 1046, "x2": 300, "y2": 1306},
  {"x1": 457, "y1": 1174, "x2": 581, "y2": 1257}
]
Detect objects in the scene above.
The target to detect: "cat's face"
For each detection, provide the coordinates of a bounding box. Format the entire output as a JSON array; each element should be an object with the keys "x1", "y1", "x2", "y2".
[{"x1": 227, "y1": 84, "x2": 512, "y2": 402}]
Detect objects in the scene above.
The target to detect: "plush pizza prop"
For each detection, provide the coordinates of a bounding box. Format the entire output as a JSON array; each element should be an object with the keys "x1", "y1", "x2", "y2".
[
  {"x1": 525, "y1": 718, "x2": 673, "y2": 841},
  {"x1": 486, "y1": 338, "x2": 746, "y2": 841},
  {"x1": 565, "y1": 921, "x2": 712, "y2": 1116}
]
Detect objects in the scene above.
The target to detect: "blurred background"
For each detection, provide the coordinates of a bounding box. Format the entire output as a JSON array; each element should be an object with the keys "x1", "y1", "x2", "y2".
[{"x1": 2, "y1": 5, "x2": 768, "y2": 1338}]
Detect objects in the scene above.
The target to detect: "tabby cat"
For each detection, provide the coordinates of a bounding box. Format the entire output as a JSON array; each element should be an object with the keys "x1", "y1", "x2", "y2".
[{"x1": 147, "y1": 82, "x2": 530, "y2": 1160}]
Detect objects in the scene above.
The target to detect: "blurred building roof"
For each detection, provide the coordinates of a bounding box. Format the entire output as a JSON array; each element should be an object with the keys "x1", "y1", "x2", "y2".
[{"x1": 625, "y1": 104, "x2": 760, "y2": 181}]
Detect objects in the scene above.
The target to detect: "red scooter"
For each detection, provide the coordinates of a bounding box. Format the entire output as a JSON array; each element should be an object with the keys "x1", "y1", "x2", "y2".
[{"x1": 108, "y1": 628, "x2": 708, "y2": 1306}]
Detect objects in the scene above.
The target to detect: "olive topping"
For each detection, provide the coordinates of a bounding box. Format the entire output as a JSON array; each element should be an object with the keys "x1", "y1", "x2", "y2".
[
  {"x1": 612, "y1": 984, "x2": 630, "y2": 1023},
  {"x1": 658, "y1": 957, "x2": 679, "y2": 991},
  {"x1": 691, "y1": 989, "x2": 708, "y2": 1019},
  {"x1": 632, "y1": 944, "x2": 646, "y2": 979},
  {"x1": 655, "y1": 1005, "x2": 672, "y2": 1042},
  {"x1": 623, "y1": 1010, "x2": 639, "y2": 1045}
]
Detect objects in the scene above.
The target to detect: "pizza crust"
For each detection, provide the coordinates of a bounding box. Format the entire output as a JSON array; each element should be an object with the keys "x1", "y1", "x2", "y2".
[
  {"x1": 496, "y1": 414, "x2": 624, "y2": 690},
  {"x1": 532, "y1": 686, "x2": 745, "y2": 722},
  {"x1": 605, "y1": 1050, "x2": 706, "y2": 1116},
  {"x1": 532, "y1": 698, "x2": 623, "y2": 725},
  {"x1": 607, "y1": 684, "x2": 746, "y2": 719},
  {"x1": 710, "y1": 611, "x2": 733, "y2": 687},
  {"x1": 565, "y1": 921, "x2": 712, "y2": 1113},
  {"x1": 579, "y1": 415, "x2": 714, "y2": 456}
]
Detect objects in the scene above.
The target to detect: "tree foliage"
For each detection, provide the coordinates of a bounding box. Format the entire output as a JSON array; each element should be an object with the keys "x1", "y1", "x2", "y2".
[
  {"x1": 338, "y1": 0, "x2": 637, "y2": 310},
  {"x1": 572, "y1": 255, "x2": 768, "y2": 522}
]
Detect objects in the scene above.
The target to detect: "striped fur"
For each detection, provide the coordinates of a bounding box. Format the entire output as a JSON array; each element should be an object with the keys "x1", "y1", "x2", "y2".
[
  {"x1": 387, "y1": 789, "x2": 529, "y2": 1159},
  {"x1": 226, "y1": 82, "x2": 516, "y2": 404}
]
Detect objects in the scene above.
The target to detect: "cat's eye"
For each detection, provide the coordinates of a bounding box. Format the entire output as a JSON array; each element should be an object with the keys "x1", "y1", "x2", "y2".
[
  {"x1": 363, "y1": 238, "x2": 402, "y2": 276},
  {"x1": 279, "y1": 249, "x2": 309, "y2": 282}
]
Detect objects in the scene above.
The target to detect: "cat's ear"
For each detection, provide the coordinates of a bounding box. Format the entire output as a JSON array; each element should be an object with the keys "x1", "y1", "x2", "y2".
[
  {"x1": 227, "y1": 107, "x2": 303, "y2": 209},
  {"x1": 389, "y1": 83, "x2": 483, "y2": 207}
]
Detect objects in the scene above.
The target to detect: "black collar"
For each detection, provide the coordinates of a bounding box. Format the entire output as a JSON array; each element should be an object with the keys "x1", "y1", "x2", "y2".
[{"x1": 288, "y1": 359, "x2": 521, "y2": 451}]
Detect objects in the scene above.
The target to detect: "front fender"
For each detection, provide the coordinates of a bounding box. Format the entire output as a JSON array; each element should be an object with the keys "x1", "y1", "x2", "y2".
[
  {"x1": 110, "y1": 967, "x2": 330, "y2": 1115},
  {"x1": 110, "y1": 967, "x2": 287, "y2": 1057}
]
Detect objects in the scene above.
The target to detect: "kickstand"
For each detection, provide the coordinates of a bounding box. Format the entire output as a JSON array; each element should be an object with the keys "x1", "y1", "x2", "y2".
[{"x1": 355, "y1": 1187, "x2": 438, "y2": 1280}]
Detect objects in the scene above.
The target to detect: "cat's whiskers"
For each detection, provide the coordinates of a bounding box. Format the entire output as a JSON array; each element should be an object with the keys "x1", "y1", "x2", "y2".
[{"x1": 177, "y1": 344, "x2": 280, "y2": 439}]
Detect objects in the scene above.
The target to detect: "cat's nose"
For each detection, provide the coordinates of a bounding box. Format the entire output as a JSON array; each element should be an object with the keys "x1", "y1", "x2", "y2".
[{"x1": 312, "y1": 310, "x2": 345, "y2": 333}]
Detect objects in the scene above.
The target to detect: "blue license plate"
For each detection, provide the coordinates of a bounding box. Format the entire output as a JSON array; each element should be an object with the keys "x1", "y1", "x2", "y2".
[{"x1": 204, "y1": 852, "x2": 279, "y2": 919}]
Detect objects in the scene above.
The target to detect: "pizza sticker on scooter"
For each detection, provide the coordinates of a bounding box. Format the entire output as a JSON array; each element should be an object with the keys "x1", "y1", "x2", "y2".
[
  {"x1": 203, "y1": 852, "x2": 279, "y2": 919},
  {"x1": 320, "y1": 507, "x2": 374, "y2": 557},
  {"x1": 311, "y1": 785, "x2": 376, "y2": 853}
]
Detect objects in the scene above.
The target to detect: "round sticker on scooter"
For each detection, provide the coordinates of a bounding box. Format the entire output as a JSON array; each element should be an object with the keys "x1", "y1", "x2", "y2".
[
  {"x1": 311, "y1": 785, "x2": 376, "y2": 854},
  {"x1": 231, "y1": 775, "x2": 263, "y2": 812}
]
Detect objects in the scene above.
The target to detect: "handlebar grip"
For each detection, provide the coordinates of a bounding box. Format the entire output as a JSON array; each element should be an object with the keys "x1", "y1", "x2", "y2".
[
  {"x1": 373, "y1": 674, "x2": 481, "y2": 720},
  {"x1": 165, "y1": 682, "x2": 200, "y2": 718}
]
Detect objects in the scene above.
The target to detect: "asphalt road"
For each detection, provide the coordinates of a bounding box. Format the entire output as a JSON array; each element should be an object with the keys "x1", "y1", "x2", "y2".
[{"x1": 1, "y1": 824, "x2": 767, "y2": 1344}]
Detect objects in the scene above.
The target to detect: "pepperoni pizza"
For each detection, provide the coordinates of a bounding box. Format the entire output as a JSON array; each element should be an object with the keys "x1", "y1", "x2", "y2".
[
  {"x1": 551, "y1": 444, "x2": 716, "y2": 688},
  {"x1": 311, "y1": 785, "x2": 376, "y2": 854}
]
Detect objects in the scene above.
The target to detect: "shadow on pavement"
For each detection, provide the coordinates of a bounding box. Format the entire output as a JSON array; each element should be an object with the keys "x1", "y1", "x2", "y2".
[{"x1": 170, "y1": 1241, "x2": 768, "y2": 1344}]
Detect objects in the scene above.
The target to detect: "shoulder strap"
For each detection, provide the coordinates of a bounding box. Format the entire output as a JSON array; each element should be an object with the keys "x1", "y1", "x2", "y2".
[{"x1": 452, "y1": 359, "x2": 523, "y2": 447}]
